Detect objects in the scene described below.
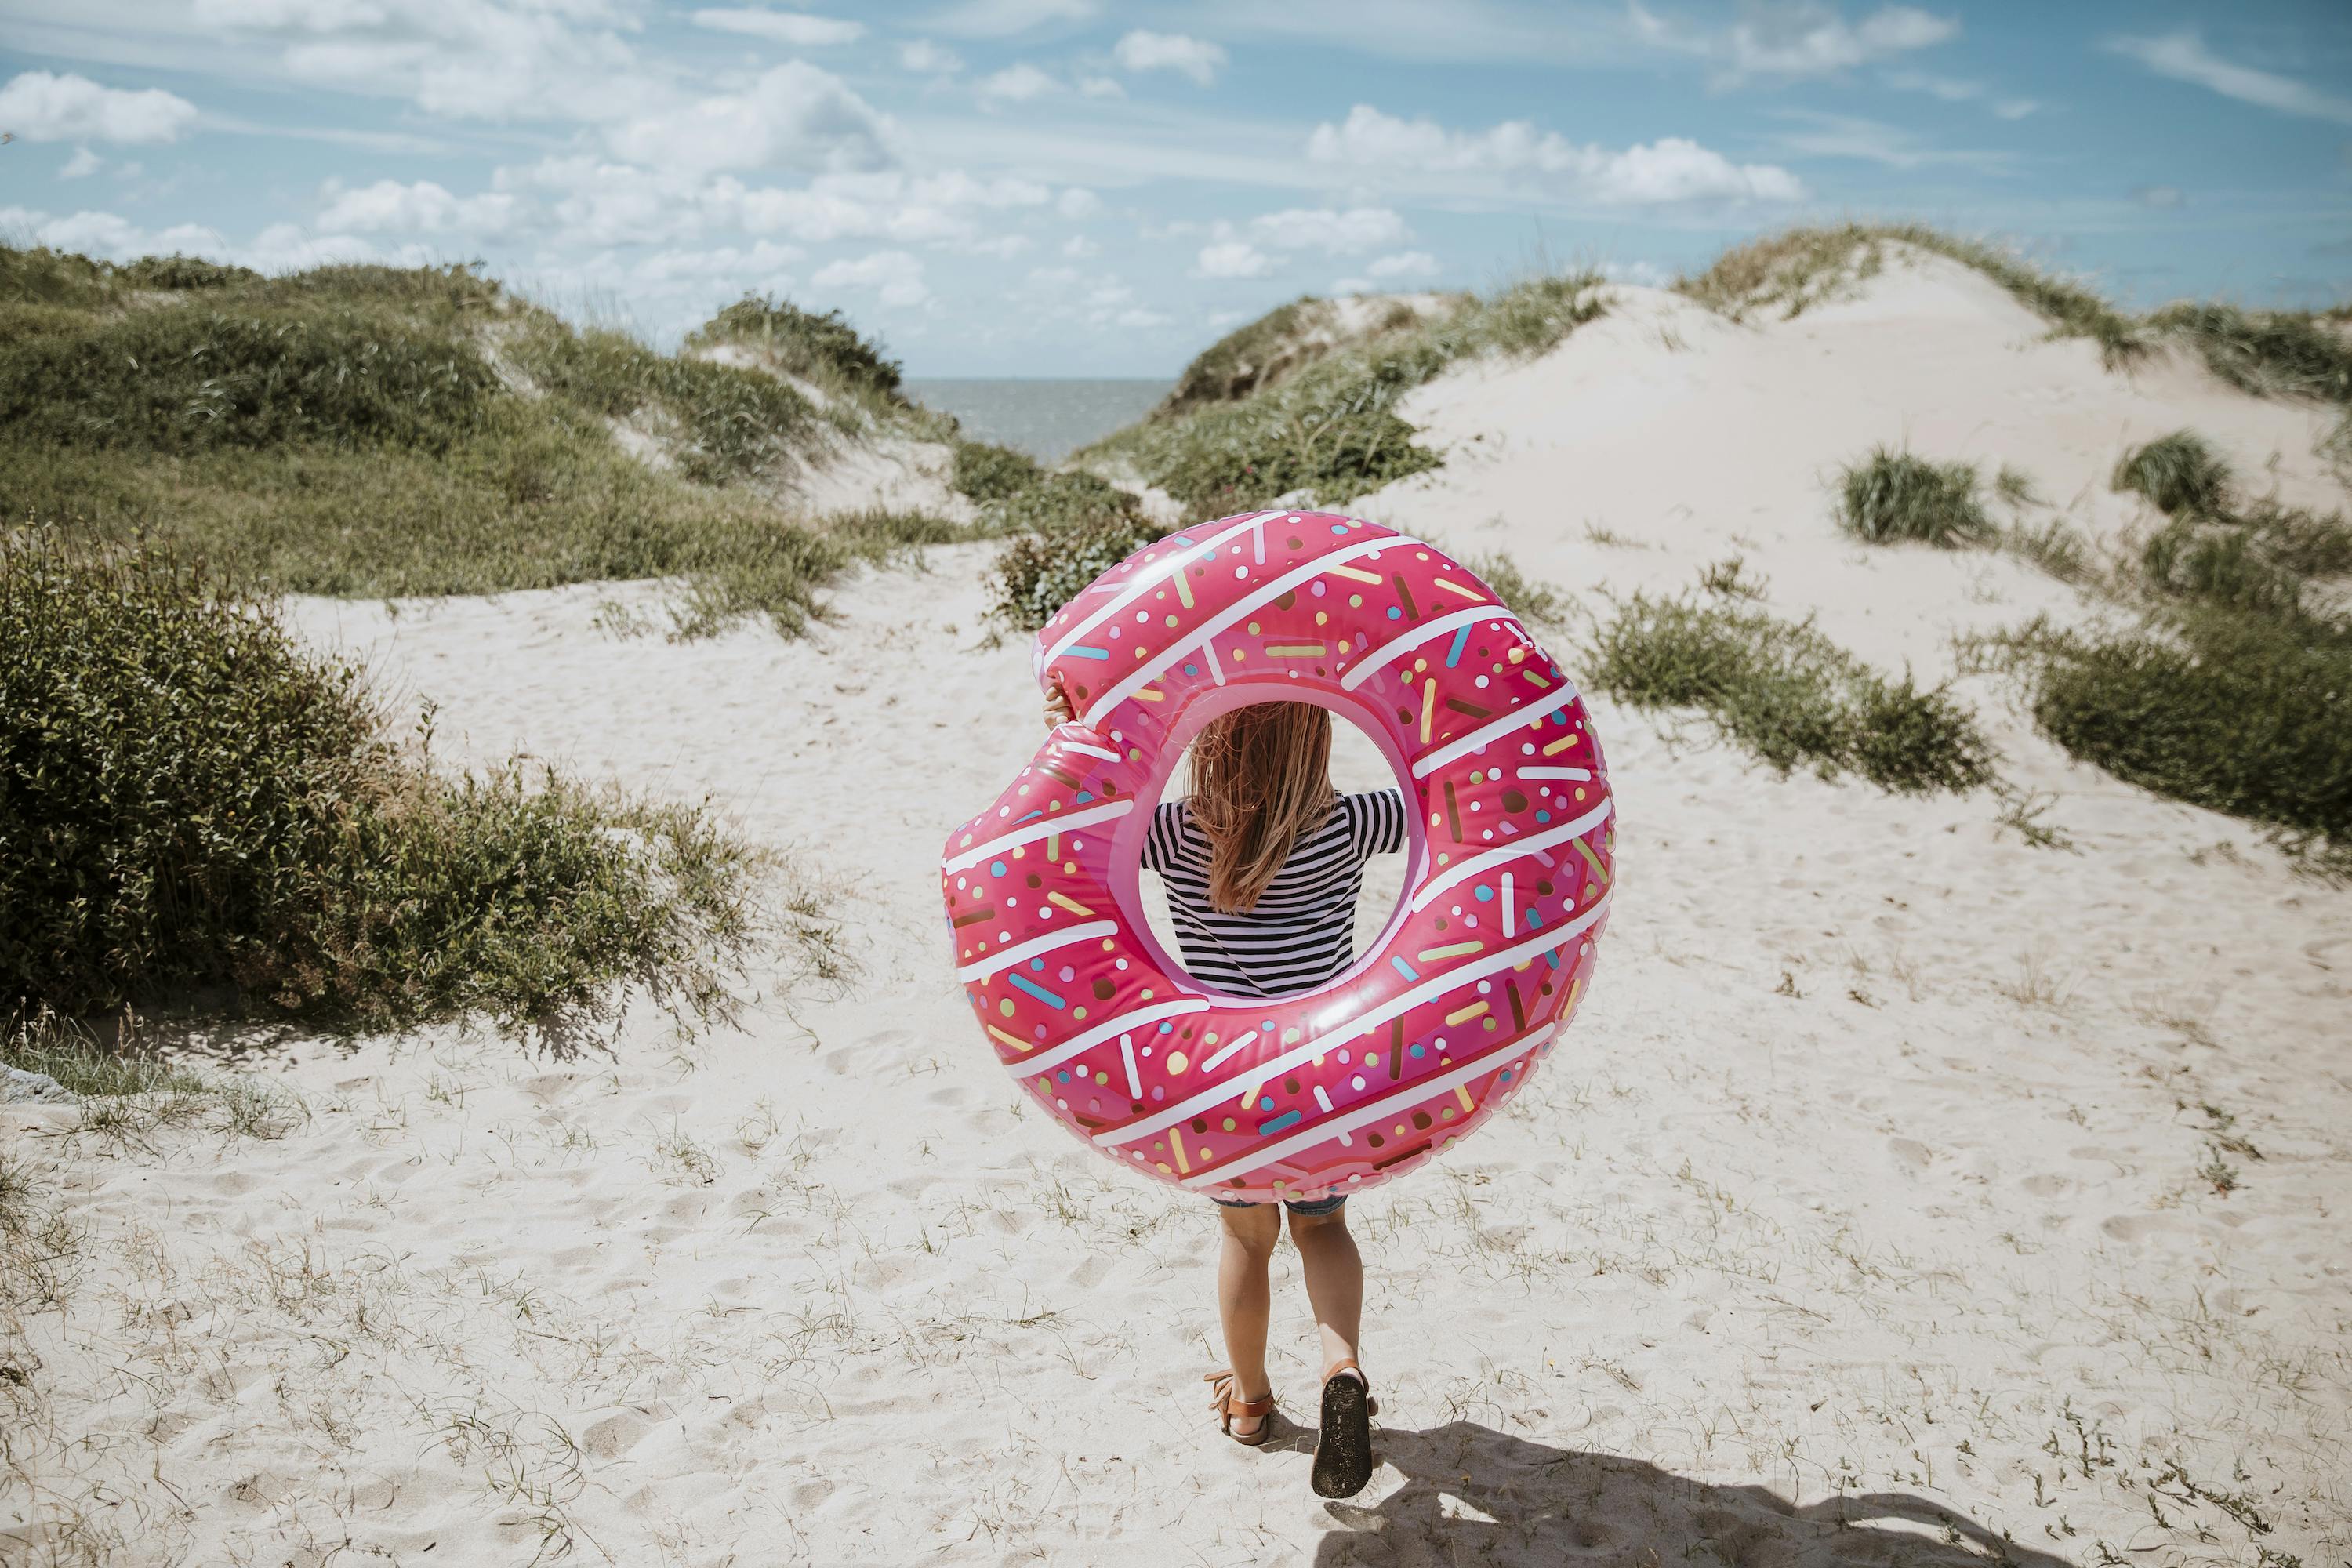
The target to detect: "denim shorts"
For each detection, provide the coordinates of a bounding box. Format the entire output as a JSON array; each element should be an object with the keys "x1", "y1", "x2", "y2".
[{"x1": 1211, "y1": 1192, "x2": 1348, "y2": 1218}]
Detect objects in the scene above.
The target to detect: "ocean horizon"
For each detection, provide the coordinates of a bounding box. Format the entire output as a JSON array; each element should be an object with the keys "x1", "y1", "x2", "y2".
[{"x1": 906, "y1": 377, "x2": 1173, "y2": 465}]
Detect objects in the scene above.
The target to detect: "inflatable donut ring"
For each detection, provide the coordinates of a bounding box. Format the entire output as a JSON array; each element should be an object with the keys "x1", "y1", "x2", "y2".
[{"x1": 940, "y1": 510, "x2": 1614, "y2": 1203}]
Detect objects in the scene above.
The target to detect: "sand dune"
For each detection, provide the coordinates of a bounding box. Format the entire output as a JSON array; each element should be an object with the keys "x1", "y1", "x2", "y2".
[{"x1": 5, "y1": 256, "x2": 2347, "y2": 1566}]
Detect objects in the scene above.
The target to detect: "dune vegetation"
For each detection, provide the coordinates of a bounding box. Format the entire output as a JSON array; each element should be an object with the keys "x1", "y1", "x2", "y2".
[
  {"x1": 1077, "y1": 271, "x2": 1607, "y2": 518},
  {"x1": 1680, "y1": 223, "x2": 2352, "y2": 406},
  {"x1": 0, "y1": 245, "x2": 961, "y2": 636},
  {"x1": 1836, "y1": 447, "x2": 1995, "y2": 548},
  {"x1": 0, "y1": 532, "x2": 773, "y2": 1040},
  {"x1": 1961, "y1": 429, "x2": 2352, "y2": 862},
  {"x1": 1585, "y1": 579, "x2": 1996, "y2": 795}
]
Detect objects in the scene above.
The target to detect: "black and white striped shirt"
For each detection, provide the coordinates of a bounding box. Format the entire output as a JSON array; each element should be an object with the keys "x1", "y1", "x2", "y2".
[{"x1": 1143, "y1": 790, "x2": 1407, "y2": 998}]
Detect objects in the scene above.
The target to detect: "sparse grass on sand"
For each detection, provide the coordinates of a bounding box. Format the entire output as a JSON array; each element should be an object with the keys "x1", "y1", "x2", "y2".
[
  {"x1": 1681, "y1": 223, "x2": 2352, "y2": 403},
  {"x1": 1836, "y1": 446, "x2": 1994, "y2": 547},
  {"x1": 1584, "y1": 579, "x2": 1995, "y2": 794},
  {"x1": 1149, "y1": 294, "x2": 1439, "y2": 420},
  {"x1": 1, "y1": 533, "x2": 770, "y2": 1038},
  {"x1": 1080, "y1": 271, "x2": 1606, "y2": 518},
  {"x1": 684, "y1": 292, "x2": 909, "y2": 404},
  {"x1": 1978, "y1": 429, "x2": 2352, "y2": 862},
  {"x1": 0, "y1": 245, "x2": 963, "y2": 636},
  {"x1": 2, "y1": 1011, "x2": 304, "y2": 1148},
  {"x1": 1678, "y1": 223, "x2": 2144, "y2": 362}
]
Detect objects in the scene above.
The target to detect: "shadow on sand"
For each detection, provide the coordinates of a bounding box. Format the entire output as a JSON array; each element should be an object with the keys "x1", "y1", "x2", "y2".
[{"x1": 1306, "y1": 1421, "x2": 2063, "y2": 1568}]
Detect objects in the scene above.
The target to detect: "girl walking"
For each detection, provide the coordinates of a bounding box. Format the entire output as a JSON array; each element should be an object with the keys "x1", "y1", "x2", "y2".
[{"x1": 1047, "y1": 691, "x2": 1402, "y2": 1499}]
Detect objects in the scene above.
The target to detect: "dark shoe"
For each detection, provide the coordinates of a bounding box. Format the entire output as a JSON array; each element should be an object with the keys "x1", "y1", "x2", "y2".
[{"x1": 1311, "y1": 1359, "x2": 1374, "y2": 1497}]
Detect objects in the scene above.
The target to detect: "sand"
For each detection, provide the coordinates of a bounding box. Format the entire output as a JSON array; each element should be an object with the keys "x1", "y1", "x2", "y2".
[{"x1": 5, "y1": 252, "x2": 2347, "y2": 1566}]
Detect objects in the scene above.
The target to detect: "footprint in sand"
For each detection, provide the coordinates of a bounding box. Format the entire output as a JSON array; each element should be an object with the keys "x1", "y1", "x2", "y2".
[
  {"x1": 1887, "y1": 1137, "x2": 1933, "y2": 1171},
  {"x1": 2021, "y1": 1172, "x2": 2070, "y2": 1197},
  {"x1": 581, "y1": 1410, "x2": 654, "y2": 1459}
]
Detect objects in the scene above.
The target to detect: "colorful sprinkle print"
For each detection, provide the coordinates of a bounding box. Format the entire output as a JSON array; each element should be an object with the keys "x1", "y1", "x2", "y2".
[{"x1": 940, "y1": 510, "x2": 1616, "y2": 1202}]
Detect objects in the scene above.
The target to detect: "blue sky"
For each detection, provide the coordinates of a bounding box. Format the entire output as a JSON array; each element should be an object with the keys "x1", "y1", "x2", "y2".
[{"x1": 3, "y1": 0, "x2": 2349, "y2": 375}]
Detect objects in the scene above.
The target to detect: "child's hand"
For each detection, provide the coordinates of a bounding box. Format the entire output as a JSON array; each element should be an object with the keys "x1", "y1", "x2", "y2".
[{"x1": 1043, "y1": 684, "x2": 1074, "y2": 729}]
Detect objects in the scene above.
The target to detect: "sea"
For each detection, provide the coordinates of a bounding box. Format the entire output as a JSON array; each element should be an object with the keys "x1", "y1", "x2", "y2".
[{"x1": 905, "y1": 378, "x2": 1171, "y2": 465}]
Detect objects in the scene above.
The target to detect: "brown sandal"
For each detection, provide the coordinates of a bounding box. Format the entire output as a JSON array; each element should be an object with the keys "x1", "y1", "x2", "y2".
[
  {"x1": 1204, "y1": 1370, "x2": 1276, "y2": 1446},
  {"x1": 1312, "y1": 1359, "x2": 1375, "y2": 1498}
]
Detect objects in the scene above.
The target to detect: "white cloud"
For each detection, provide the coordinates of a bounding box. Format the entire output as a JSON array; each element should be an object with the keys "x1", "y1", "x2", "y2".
[
  {"x1": 813, "y1": 249, "x2": 927, "y2": 307},
  {"x1": 318, "y1": 176, "x2": 515, "y2": 234},
  {"x1": 1308, "y1": 107, "x2": 1804, "y2": 205},
  {"x1": 0, "y1": 204, "x2": 229, "y2": 261},
  {"x1": 1057, "y1": 187, "x2": 1101, "y2": 219},
  {"x1": 1769, "y1": 108, "x2": 2012, "y2": 172},
  {"x1": 967, "y1": 234, "x2": 1033, "y2": 259},
  {"x1": 1061, "y1": 234, "x2": 1098, "y2": 257},
  {"x1": 900, "y1": 39, "x2": 963, "y2": 72},
  {"x1": 1632, "y1": 2, "x2": 1957, "y2": 82},
  {"x1": 1113, "y1": 307, "x2": 1169, "y2": 328},
  {"x1": 201, "y1": 0, "x2": 656, "y2": 128},
  {"x1": 1883, "y1": 68, "x2": 2039, "y2": 119},
  {"x1": 2107, "y1": 31, "x2": 2352, "y2": 126},
  {"x1": 607, "y1": 61, "x2": 893, "y2": 176},
  {"x1": 1196, "y1": 240, "x2": 1272, "y2": 278},
  {"x1": 1112, "y1": 30, "x2": 1227, "y2": 86},
  {"x1": 59, "y1": 147, "x2": 103, "y2": 179},
  {"x1": 978, "y1": 63, "x2": 1057, "y2": 103},
  {"x1": 628, "y1": 240, "x2": 804, "y2": 284},
  {"x1": 929, "y1": 0, "x2": 1094, "y2": 38},
  {"x1": 1249, "y1": 205, "x2": 1410, "y2": 253},
  {"x1": 1078, "y1": 76, "x2": 1126, "y2": 99},
  {"x1": 0, "y1": 71, "x2": 199, "y2": 143},
  {"x1": 1367, "y1": 249, "x2": 1439, "y2": 278},
  {"x1": 2133, "y1": 185, "x2": 2186, "y2": 209},
  {"x1": 691, "y1": 9, "x2": 865, "y2": 46}
]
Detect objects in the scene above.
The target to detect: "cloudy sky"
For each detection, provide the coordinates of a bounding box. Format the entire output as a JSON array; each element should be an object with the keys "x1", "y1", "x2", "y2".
[{"x1": 3, "y1": 0, "x2": 2349, "y2": 375}]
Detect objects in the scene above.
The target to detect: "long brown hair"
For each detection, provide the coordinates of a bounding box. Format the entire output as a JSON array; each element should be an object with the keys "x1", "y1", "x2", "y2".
[{"x1": 1187, "y1": 702, "x2": 1335, "y2": 914}]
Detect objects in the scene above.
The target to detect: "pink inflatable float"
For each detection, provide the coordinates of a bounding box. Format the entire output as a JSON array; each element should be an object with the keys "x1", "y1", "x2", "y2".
[{"x1": 941, "y1": 510, "x2": 1614, "y2": 1202}]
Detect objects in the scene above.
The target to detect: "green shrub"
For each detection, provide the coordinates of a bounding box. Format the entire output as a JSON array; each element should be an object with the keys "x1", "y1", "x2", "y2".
[
  {"x1": 0, "y1": 534, "x2": 767, "y2": 1036},
  {"x1": 2113, "y1": 430, "x2": 2231, "y2": 516},
  {"x1": 0, "y1": 305, "x2": 499, "y2": 454},
  {"x1": 2243, "y1": 499, "x2": 2352, "y2": 578},
  {"x1": 1584, "y1": 588, "x2": 1994, "y2": 793},
  {"x1": 2149, "y1": 303, "x2": 2352, "y2": 403},
  {"x1": 952, "y1": 439, "x2": 1044, "y2": 503},
  {"x1": 1087, "y1": 271, "x2": 1604, "y2": 518},
  {"x1": 2002, "y1": 519, "x2": 2096, "y2": 584},
  {"x1": 1836, "y1": 447, "x2": 1992, "y2": 547},
  {"x1": 688, "y1": 294, "x2": 903, "y2": 401},
  {"x1": 2020, "y1": 610, "x2": 2350, "y2": 847},
  {"x1": 1461, "y1": 550, "x2": 1570, "y2": 631},
  {"x1": 987, "y1": 476, "x2": 1157, "y2": 630}
]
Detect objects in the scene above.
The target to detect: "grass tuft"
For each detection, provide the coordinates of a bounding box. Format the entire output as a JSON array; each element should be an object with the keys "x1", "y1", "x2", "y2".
[
  {"x1": 1, "y1": 533, "x2": 771, "y2": 1038},
  {"x1": 1836, "y1": 446, "x2": 1993, "y2": 547},
  {"x1": 1584, "y1": 583, "x2": 1994, "y2": 793},
  {"x1": 2114, "y1": 430, "x2": 2232, "y2": 517}
]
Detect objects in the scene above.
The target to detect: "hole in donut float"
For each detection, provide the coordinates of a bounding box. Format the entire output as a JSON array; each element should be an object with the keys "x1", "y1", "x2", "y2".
[{"x1": 1134, "y1": 699, "x2": 1411, "y2": 999}]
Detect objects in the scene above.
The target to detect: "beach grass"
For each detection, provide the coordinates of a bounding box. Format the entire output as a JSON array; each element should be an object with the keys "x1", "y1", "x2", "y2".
[
  {"x1": 1584, "y1": 583, "x2": 1995, "y2": 794},
  {"x1": 0, "y1": 533, "x2": 771, "y2": 1038},
  {"x1": 0, "y1": 244, "x2": 962, "y2": 637},
  {"x1": 1836, "y1": 447, "x2": 1994, "y2": 547},
  {"x1": 1080, "y1": 270, "x2": 1606, "y2": 517}
]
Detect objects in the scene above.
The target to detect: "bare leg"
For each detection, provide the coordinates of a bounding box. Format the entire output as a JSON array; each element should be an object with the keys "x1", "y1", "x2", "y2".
[
  {"x1": 1288, "y1": 1207, "x2": 1364, "y2": 1374},
  {"x1": 1214, "y1": 1203, "x2": 1282, "y2": 1437}
]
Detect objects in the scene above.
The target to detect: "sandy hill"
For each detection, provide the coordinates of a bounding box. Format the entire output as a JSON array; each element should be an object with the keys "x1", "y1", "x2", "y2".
[{"x1": 5, "y1": 234, "x2": 2349, "y2": 1566}]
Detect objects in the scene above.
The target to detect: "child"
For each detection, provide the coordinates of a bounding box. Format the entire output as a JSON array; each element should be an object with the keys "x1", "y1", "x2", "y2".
[{"x1": 1046, "y1": 690, "x2": 1403, "y2": 1499}]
